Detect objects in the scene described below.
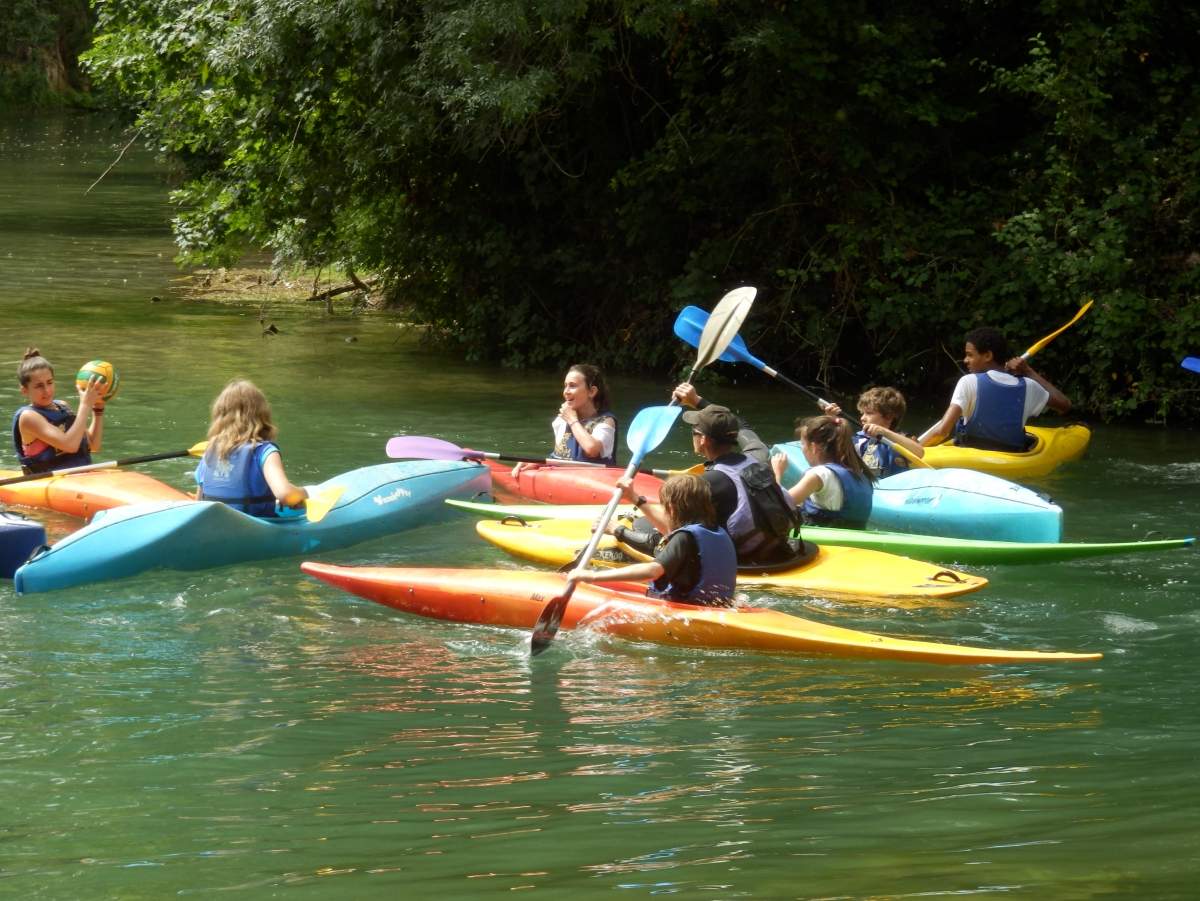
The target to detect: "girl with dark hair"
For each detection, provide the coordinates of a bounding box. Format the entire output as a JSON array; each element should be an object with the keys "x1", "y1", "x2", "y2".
[
  {"x1": 771, "y1": 415, "x2": 875, "y2": 529},
  {"x1": 513, "y1": 363, "x2": 618, "y2": 476},
  {"x1": 12, "y1": 347, "x2": 105, "y2": 473}
]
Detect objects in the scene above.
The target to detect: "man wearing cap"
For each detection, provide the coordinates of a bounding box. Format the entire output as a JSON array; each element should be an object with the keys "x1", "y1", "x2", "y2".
[{"x1": 616, "y1": 384, "x2": 799, "y2": 565}]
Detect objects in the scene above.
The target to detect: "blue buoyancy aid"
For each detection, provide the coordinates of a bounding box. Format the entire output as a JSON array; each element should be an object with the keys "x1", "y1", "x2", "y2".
[
  {"x1": 801, "y1": 462, "x2": 873, "y2": 529},
  {"x1": 955, "y1": 373, "x2": 1028, "y2": 451},
  {"x1": 553, "y1": 409, "x2": 619, "y2": 466},
  {"x1": 647, "y1": 523, "x2": 737, "y2": 605},
  {"x1": 712, "y1": 455, "x2": 797, "y2": 559},
  {"x1": 196, "y1": 442, "x2": 279, "y2": 518},
  {"x1": 11, "y1": 402, "x2": 91, "y2": 473},
  {"x1": 853, "y1": 432, "x2": 909, "y2": 480}
]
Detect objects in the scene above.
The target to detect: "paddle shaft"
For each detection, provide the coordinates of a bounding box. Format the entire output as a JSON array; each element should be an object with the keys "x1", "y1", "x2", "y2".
[
  {"x1": 1020, "y1": 299, "x2": 1093, "y2": 360},
  {"x1": 533, "y1": 289, "x2": 755, "y2": 654},
  {"x1": 0, "y1": 447, "x2": 201, "y2": 487},
  {"x1": 759, "y1": 368, "x2": 931, "y2": 469}
]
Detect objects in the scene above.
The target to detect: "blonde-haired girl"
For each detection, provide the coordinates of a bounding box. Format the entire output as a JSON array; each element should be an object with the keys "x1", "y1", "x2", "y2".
[{"x1": 195, "y1": 379, "x2": 307, "y2": 517}]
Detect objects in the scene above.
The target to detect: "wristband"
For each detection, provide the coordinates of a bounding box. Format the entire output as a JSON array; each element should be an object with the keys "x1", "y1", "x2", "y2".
[
  {"x1": 633, "y1": 495, "x2": 647, "y2": 509},
  {"x1": 92, "y1": 408, "x2": 104, "y2": 415}
]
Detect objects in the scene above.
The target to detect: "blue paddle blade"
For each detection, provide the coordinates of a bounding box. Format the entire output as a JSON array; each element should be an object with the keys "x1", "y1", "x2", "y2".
[
  {"x1": 673, "y1": 305, "x2": 766, "y2": 370},
  {"x1": 1182, "y1": 356, "x2": 1200, "y2": 374},
  {"x1": 625, "y1": 405, "x2": 682, "y2": 465}
]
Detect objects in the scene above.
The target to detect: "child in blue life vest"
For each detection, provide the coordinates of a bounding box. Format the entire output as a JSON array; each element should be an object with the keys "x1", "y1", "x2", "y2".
[
  {"x1": 512, "y1": 363, "x2": 618, "y2": 477},
  {"x1": 918, "y1": 326, "x2": 1071, "y2": 452},
  {"x1": 568, "y1": 474, "x2": 737, "y2": 607},
  {"x1": 194, "y1": 379, "x2": 307, "y2": 518},
  {"x1": 12, "y1": 347, "x2": 106, "y2": 474},
  {"x1": 826, "y1": 386, "x2": 924, "y2": 479},
  {"x1": 770, "y1": 414, "x2": 876, "y2": 529}
]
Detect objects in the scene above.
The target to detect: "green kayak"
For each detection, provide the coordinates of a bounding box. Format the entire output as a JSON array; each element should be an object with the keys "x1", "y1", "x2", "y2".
[{"x1": 446, "y1": 499, "x2": 1194, "y2": 566}]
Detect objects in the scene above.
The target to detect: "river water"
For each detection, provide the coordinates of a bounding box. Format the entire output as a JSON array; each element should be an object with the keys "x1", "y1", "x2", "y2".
[{"x1": 1, "y1": 114, "x2": 1197, "y2": 898}]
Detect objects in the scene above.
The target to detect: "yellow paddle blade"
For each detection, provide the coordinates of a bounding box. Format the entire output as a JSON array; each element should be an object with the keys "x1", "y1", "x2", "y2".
[
  {"x1": 188, "y1": 440, "x2": 209, "y2": 457},
  {"x1": 304, "y1": 485, "x2": 345, "y2": 523},
  {"x1": 1022, "y1": 298, "x2": 1093, "y2": 359}
]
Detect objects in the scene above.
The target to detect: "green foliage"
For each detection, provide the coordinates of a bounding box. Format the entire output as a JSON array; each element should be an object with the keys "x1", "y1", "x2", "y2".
[
  {"x1": 80, "y1": 0, "x2": 1200, "y2": 419},
  {"x1": 0, "y1": 0, "x2": 92, "y2": 108}
]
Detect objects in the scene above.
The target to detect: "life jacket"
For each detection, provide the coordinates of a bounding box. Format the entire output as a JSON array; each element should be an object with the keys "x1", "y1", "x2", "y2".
[
  {"x1": 552, "y1": 409, "x2": 619, "y2": 466},
  {"x1": 954, "y1": 372, "x2": 1028, "y2": 451},
  {"x1": 854, "y1": 431, "x2": 909, "y2": 480},
  {"x1": 196, "y1": 442, "x2": 279, "y2": 517},
  {"x1": 11, "y1": 402, "x2": 91, "y2": 473},
  {"x1": 801, "y1": 463, "x2": 873, "y2": 529},
  {"x1": 647, "y1": 523, "x2": 737, "y2": 606},
  {"x1": 712, "y1": 455, "x2": 797, "y2": 560}
]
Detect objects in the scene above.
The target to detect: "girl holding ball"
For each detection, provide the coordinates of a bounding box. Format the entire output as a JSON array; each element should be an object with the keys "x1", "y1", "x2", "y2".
[{"x1": 12, "y1": 347, "x2": 105, "y2": 473}]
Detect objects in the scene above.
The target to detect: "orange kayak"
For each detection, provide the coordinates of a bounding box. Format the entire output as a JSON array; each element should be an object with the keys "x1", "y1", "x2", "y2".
[
  {"x1": 301, "y1": 563, "x2": 1101, "y2": 666},
  {"x1": 0, "y1": 468, "x2": 189, "y2": 519},
  {"x1": 484, "y1": 459, "x2": 664, "y2": 504}
]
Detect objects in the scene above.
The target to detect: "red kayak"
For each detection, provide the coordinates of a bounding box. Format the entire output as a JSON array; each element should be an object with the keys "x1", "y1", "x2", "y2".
[
  {"x1": 484, "y1": 459, "x2": 664, "y2": 504},
  {"x1": 301, "y1": 562, "x2": 1101, "y2": 665}
]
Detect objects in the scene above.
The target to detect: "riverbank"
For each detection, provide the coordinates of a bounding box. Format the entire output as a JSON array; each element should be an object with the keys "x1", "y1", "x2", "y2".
[{"x1": 171, "y1": 266, "x2": 384, "y2": 313}]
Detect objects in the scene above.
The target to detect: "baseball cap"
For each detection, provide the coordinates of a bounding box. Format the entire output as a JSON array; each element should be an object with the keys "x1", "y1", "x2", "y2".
[{"x1": 681, "y1": 405, "x2": 740, "y2": 443}]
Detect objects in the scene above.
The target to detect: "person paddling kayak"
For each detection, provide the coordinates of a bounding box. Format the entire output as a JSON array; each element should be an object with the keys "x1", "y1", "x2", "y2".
[
  {"x1": 12, "y1": 347, "x2": 105, "y2": 474},
  {"x1": 569, "y1": 475, "x2": 737, "y2": 607},
  {"x1": 771, "y1": 414, "x2": 876, "y2": 529},
  {"x1": 918, "y1": 326, "x2": 1071, "y2": 452},
  {"x1": 195, "y1": 379, "x2": 307, "y2": 517},
  {"x1": 512, "y1": 363, "x2": 618, "y2": 477},
  {"x1": 623, "y1": 387, "x2": 797, "y2": 566}
]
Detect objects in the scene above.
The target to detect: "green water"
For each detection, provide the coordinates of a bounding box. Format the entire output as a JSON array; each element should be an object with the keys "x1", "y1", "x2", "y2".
[{"x1": 1, "y1": 114, "x2": 1198, "y2": 898}]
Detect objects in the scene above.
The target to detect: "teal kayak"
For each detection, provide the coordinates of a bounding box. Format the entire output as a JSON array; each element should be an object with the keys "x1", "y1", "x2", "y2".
[
  {"x1": 13, "y1": 461, "x2": 490, "y2": 594},
  {"x1": 445, "y1": 499, "x2": 1195, "y2": 566},
  {"x1": 771, "y1": 441, "x2": 1063, "y2": 542}
]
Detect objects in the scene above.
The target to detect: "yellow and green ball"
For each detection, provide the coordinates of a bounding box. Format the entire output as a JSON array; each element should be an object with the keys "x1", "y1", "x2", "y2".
[{"x1": 75, "y1": 360, "x2": 120, "y2": 402}]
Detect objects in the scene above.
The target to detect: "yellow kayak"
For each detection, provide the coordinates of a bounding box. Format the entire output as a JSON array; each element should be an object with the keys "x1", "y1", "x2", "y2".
[
  {"x1": 475, "y1": 518, "x2": 988, "y2": 601},
  {"x1": 920, "y1": 424, "x2": 1090, "y2": 478}
]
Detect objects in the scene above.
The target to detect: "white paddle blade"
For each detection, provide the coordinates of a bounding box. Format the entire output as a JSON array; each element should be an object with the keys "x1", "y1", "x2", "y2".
[{"x1": 694, "y1": 286, "x2": 756, "y2": 370}]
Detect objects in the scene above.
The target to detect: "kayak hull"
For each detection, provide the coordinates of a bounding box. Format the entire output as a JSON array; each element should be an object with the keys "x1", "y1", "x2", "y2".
[
  {"x1": 13, "y1": 461, "x2": 490, "y2": 594},
  {"x1": 300, "y1": 563, "x2": 1100, "y2": 665},
  {"x1": 446, "y1": 499, "x2": 1196, "y2": 565},
  {"x1": 0, "y1": 468, "x2": 189, "y2": 519},
  {"x1": 771, "y1": 445, "x2": 1063, "y2": 542},
  {"x1": 483, "y1": 459, "x2": 664, "y2": 505},
  {"x1": 474, "y1": 517, "x2": 988, "y2": 600},
  {"x1": 920, "y1": 425, "x2": 1091, "y2": 478},
  {"x1": 1, "y1": 512, "x2": 46, "y2": 579}
]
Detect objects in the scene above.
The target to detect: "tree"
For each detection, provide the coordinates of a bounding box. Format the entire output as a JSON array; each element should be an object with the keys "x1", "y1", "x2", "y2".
[{"x1": 82, "y1": 0, "x2": 1200, "y2": 419}]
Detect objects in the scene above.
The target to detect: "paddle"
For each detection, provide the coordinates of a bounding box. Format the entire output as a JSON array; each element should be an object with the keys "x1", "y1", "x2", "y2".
[
  {"x1": 300, "y1": 485, "x2": 344, "y2": 523},
  {"x1": 673, "y1": 306, "x2": 931, "y2": 469},
  {"x1": 1181, "y1": 356, "x2": 1200, "y2": 374},
  {"x1": 384, "y1": 435, "x2": 703, "y2": 478},
  {"x1": 0, "y1": 441, "x2": 210, "y2": 487},
  {"x1": 530, "y1": 286, "x2": 756, "y2": 655},
  {"x1": 1020, "y1": 298, "x2": 1094, "y2": 360}
]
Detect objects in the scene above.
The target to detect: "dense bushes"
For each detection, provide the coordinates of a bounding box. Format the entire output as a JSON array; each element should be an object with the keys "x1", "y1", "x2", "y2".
[
  {"x1": 0, "y1": 0, "x2": 92, "y2": 107},
  {"x1": 80, "y1": 1, "x2": 1200, "y2": 420}
]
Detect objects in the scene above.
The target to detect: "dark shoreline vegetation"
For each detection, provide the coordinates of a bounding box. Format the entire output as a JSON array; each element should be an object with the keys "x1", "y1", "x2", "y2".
[{"x1": 8, "y1": 2, "x2": 1200, "y2": 423}]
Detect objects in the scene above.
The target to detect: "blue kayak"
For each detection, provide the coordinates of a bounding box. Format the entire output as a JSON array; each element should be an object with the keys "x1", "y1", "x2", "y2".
[
  {"x1": 770, "y1": 442, "x2": 1062, "y2": 543},
  {"x1": 13, "y1": 460, "x2": 489, "y2": 594},
  {"x1": 2, "y1": 511, "x2": 46, "y2": 579}
]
